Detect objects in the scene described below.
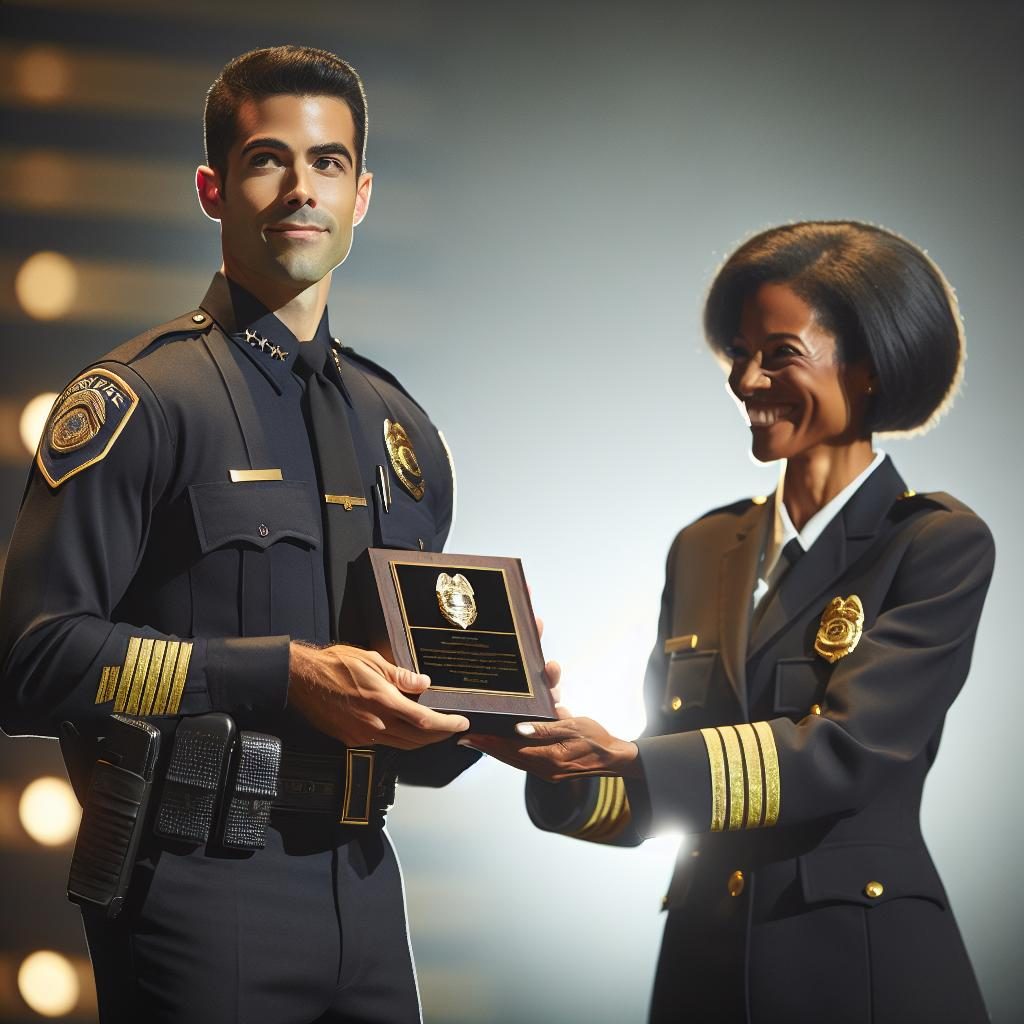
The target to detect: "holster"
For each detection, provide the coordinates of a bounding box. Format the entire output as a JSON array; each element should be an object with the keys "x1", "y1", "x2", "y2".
[{"x1": 66, "y1": 714, "x2": 161, "y2": 919}]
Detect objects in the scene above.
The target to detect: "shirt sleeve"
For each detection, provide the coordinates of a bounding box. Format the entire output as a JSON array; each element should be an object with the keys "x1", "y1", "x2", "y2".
[{"x1": 0, "y1": 362, "x2": 290, "y2": 738}]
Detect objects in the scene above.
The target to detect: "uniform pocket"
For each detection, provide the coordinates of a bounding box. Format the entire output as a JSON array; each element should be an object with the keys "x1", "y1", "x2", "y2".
[
  {"x1": 663, "y1": 650, "x2": 717, "y2": 713},
  {"x1": 798, "y1": 842, "x2": 948, "y2": 911},
  {"x1": 773, "y1": 658, "x2": 823, "y2": 715},
  {"x1": 187, "y1": 480, "x2": 321, "y2": 638},
  {"x1": 189, "y1": 480, "x2": 320, "y2": 551}
]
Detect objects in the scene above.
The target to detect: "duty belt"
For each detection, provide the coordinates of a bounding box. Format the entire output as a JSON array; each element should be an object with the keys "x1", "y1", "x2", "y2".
[
  {"x1": 151, "y1": 714, "x2": 397, "y2": 852},
  {"x1": 275, "y1": 748, "x2": 397, "y2": 825}
]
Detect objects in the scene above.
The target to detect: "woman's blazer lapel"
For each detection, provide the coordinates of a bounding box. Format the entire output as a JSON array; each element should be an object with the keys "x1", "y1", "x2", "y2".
[{"x1": 746, "y1": 456, "x2": 908, "y2": 665}]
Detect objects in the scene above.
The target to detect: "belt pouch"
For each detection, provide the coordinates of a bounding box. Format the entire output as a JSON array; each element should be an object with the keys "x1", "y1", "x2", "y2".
[
  {"x1": 154, "y1": 713, "x2": 236, "y2": 844},
  {"x1": 217, "y1": 731, "x2": 281, "y2": 850},
  {"x1": 67, "y1": 714, "x2": 161, "y2": 919}
]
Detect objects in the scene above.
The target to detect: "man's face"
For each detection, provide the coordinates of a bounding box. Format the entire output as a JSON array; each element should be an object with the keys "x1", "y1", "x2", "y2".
[{"x1": 202, "y1": 94, "x2": 372, "y2": 296}]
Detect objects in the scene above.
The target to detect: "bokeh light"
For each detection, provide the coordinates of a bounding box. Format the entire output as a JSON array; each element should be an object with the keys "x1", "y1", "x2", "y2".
[
  {"x1": 19, "y1": 393, "x2": 59, "y2": 456},
  {"x1": 18, "y1": 776, "x2": 81, "y2": 847},
  {"x1": 17, "y1": 950, "x2": 80, "y2": 1017},
  {"x1": 14, "y1": 46, "x2": 71, "y2": 105},
  {"x1": 15, "y1": 252, "x2": 79, "y2": 321}
]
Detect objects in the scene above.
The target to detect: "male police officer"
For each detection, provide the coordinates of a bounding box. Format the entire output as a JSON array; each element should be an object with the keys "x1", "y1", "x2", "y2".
[{"x1": 0, "y1": 46, "x2": 479, "y2": 1023}]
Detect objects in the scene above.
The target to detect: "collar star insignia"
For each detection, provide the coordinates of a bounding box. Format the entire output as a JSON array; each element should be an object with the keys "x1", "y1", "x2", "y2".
[{"x1": 242, "y1": 327, "x2": 288, "y2": 361}]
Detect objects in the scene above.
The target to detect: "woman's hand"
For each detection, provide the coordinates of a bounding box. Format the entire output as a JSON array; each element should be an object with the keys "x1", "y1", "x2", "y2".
[{"x1": 460, "y1": 715, "x2": 640, "y2": 782}]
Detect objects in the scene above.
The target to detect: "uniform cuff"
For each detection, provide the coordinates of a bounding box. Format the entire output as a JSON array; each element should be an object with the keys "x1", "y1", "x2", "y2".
[
  {"x1": 206, "y1": 635, "x2": 291, "y2": 714},
  {"x1": 635, "y1": 731, "x2": 712, "y2": 835}
]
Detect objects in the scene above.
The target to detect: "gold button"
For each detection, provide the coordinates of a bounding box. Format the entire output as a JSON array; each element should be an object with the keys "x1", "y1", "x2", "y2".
[
  {"x1": 864, "y1": 880, "x2": 884, "y2": 898},
  {"x1": 670, "y1": 696, "x2": 683, "y2": 712},
  {"x1": 810, "y1": 703, "x2": 822, "y2": 716},
  {"x1": 661, "y1": 895, "x2": 669, "y2": 911},
  {"x1": 191, "y1": 312, "x2": 206, "y2": 323},
  {"x1": 727, "y1": 870, "x2": 745, "y2": 897},
  {"x1": 751, "y1": 495, "x2": 768, "y2": 506},
  {"x1": 900, "y1": 489, "x2": 917, "y2": 499},
  {"x1": 258, "y1": 523, "x2": 269, "y2": 538}
]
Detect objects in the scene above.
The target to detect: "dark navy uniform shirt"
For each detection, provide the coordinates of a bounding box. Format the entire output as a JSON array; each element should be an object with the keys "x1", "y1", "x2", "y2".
[{"x1": 0, "y1": 273, "x2": 477, "y2": 785}]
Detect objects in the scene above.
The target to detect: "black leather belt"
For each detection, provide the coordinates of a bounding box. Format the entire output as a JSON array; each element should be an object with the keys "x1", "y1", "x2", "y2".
[{"x1": 275, "y1": 748, "x2": 397, "y2": 826}]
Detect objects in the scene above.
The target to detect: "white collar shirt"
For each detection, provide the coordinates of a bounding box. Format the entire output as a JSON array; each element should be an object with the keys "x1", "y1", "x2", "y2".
[{"x1": 752, "y1": 449, "x2": 887, "y2": 609}]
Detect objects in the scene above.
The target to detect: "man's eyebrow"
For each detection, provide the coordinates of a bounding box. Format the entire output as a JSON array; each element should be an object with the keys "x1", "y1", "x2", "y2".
[
  {"x1": 240, "y1": 136, "x2": 289, "y2": 157},
  {"x1": 309, "y1": 141, "x2": 354, "y2": 164}
]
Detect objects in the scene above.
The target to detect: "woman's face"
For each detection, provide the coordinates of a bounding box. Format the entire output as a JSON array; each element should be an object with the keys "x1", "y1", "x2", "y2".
[{"x1": 726, "y1": 282, "x2": 873, "y2": 464}]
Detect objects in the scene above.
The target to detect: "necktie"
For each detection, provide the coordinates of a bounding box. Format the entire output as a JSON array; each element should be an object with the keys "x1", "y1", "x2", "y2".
[
  {"x1": 750, "y1": 537, "x2": 803, "y2": 636},
  {"x1": 293, "y1": 342, "x2": 373, "y2": 642}
]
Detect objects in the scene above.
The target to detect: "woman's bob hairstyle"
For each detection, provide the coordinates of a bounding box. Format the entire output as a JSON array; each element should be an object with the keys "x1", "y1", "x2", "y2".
[{"x1": 703, "y1": 221, "x2": 964, "y2": 435}]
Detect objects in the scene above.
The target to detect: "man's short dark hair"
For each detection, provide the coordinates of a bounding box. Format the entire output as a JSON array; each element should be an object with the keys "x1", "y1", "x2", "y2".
[
  {"x1": 703, "y1": 221, "x2": 964, "y2": 435},
  {"x1": 204, "y1": 45, "x2": 369, "y2": 185}
]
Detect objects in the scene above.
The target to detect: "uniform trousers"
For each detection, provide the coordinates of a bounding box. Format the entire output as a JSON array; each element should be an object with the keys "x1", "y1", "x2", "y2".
[{"x1": 83, "y1": 819, "x2": 420, "y2": 1024}]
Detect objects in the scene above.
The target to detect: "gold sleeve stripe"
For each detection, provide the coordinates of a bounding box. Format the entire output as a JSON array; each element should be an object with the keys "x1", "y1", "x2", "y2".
[
  {"x1": 735, "y1": 723, "x2": 764, "y2": 828},
  {"x1": 105, "y1": 637, "x2": 193, "y2": 716},
  {"x1": 752, "y1": 721, "x2": 781, "y2": 826},
  {"x1": 165, "y1": 640, "x2": 192, "y2": 715},
  {"x1": 113, "y1": 636, "x2": 143, "y2": 712},
  {"x1": 95, "y1": 665, "x2": 120, "y2": 704},
  {"x1": 151, "y1": 642, "x2": 181, "y2": 715},
  {"x1": 700, "y1": 727, "x2": 727, "y2": 832},
  {"x1": 586, "y1": 778, "x2": 629, "y2": 842},
  {"x1": 137, "y1": 640, "x2": 168, "y2": 716},
  {"x1": 718, "y1": 726, "x2": 745, "y2": 831},
  {"x1": 574, "y1": 777, "x2": 612, "y2": 838},
  {"x1": 570, "y1": 777, "x2": 633, "y2": 844},
  {"x1": 124, "y1": 638, "x2": 156, "y2": 715}
]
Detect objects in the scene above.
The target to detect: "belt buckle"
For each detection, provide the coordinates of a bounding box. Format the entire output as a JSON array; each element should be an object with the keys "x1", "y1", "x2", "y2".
[{"x1": 339, "y1": 748, "x2": 375, "y2": 826}]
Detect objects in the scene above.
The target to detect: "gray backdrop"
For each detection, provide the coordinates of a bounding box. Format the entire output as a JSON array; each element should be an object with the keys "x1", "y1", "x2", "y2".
[{"x1": 1, "y1": 1, "x2": 1020, "y2": 1021}]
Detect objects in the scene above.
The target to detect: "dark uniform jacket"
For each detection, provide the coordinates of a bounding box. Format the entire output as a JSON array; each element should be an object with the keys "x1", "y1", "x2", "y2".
[
  {"x1": 527, "y1": 457, "x2": 993, "y2": 1023},
  {"x1": 0, "y1": 273, "x2": 476, "y2": 792}
]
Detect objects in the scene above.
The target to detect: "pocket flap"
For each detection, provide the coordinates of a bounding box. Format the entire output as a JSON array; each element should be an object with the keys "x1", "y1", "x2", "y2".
[
  {"x1": 799, "y1": 843, "x2": 948, "y2": 910},
  {"x1": 664, "y1": 650, "x2": 716, "y2": 712},
  {"x1": 774, "y1": 658, "x2": 822, "y2": 714},
  {"x1": 189, "y1": 480, "x2": 320, "y2": 552}
]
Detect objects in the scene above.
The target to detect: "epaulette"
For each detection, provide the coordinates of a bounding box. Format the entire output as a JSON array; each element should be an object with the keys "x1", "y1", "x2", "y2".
[
  {"x1": 889, "y1": 489, "x2": 955, "y2": 522},
  {"x1": 697, "y1": 494, "x2": 771, "y2": 522},
  {"x1": 337, "y1": 345, "x2": 427, "y2": 416},
  {"x1": 104, "y1": 309, "x2": 214, "y2": 366}
]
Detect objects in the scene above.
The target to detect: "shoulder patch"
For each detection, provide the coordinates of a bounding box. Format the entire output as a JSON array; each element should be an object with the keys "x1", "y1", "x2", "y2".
[{"x1": 36, "y1": 368, "x2": 139, "y2": 488}]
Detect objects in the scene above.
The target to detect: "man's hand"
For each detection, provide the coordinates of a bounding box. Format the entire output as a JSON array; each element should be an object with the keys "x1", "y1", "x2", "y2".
[
  {"x1": 288, "y1": 642, "x2": 470, "y2": 749},
  {"x1": 460, "y1": 715, "x2": 640, "y2": 783}
]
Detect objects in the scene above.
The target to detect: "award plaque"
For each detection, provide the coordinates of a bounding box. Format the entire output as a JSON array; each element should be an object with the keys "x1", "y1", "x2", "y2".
[{"x1": 347, "y1": 549, "x2": 557, "y2": 733}]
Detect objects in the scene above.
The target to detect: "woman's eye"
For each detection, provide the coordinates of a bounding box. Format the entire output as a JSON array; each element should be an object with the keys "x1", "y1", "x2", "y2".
[{"x1": 724, "y1": 344, "x2": 747, "y2": 360}]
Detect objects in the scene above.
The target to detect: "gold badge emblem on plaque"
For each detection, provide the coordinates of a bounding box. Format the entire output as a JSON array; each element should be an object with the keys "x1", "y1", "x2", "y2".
[
  {"x1": 814, "y1": 595, "x2": 864, "y2": 663},
  {"x1": 384, "y1": 419, "x2": 425, "y2": 501},
  {"x1": 50, "y1": 387, "x2": 107, "y2": 453},
  {"x1": 436, "y1": 572, "x2": 477, "y2": 630}
]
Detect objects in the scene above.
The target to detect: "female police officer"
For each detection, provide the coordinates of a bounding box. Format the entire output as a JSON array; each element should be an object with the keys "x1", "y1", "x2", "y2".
[{"x1": 467, "y1": 221, "x2": 993, "y2": 1022}]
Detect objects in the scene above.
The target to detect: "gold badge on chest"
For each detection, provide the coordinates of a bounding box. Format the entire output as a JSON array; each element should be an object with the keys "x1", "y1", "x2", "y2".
[
  {"x1": 384, "y1": 418, "x2": 425, "y2": 501},
  {"x1": 814, "y1": 595, "x2": 865, "y2": 663},
  {"x1": 436, "y1": 572, "x2": 477, "y2": 629}
]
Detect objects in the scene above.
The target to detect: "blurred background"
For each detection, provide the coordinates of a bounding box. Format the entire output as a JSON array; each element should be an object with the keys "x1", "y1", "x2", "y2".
[{"x1": 1, "y1": 0, "x2": 1021, "y2": 1020}]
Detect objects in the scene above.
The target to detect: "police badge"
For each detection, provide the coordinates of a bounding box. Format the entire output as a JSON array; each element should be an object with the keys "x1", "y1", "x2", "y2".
[
  {"x1": 814, "y1": 595, "x2": 865, "y2": 663},
  {"x1": 436, "y1": 572, "x2": 477, "y2": 629},
  {"x1": 384, "y1": 419, "x2": 425, "y2": 501}
]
